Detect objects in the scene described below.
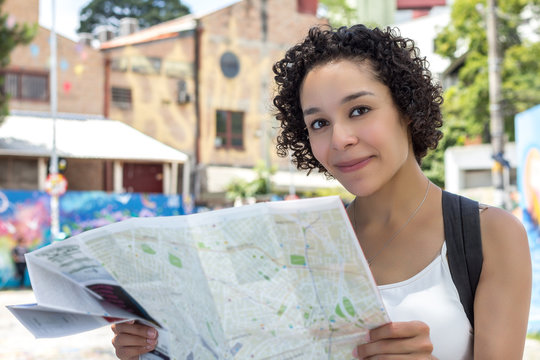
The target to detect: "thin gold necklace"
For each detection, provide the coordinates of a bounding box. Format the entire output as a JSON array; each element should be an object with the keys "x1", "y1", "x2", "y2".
[{"x1": 353, "y1": 179, "x2": 431, "y2": 266}]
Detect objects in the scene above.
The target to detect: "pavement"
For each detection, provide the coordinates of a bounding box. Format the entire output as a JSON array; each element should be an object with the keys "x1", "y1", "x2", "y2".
[
  {"x1": 2, "y1": 289, "x2": 540, "y2": 359},
  {"x1": 0, "y1": 289, "x2": 117, "y2": 360}
]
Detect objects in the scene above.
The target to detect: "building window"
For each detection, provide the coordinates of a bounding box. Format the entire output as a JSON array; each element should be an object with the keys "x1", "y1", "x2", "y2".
[
  {"x1": 131, "y1": 56, "x2": 161, "y2": 75},
  {"x1": 148, "y1": 57, "x2": 162, "y2": 74},
  {"x1": 111, "y1": 57, "x2": 128, "y2": 72},
  {"x1": 215, "y1": 110, "x2": 243, "y2": 149},
  {"x1": 1, "y1": 70, "x2": 48, "y2": 101},
  {"x1": 164, "y1": 60, "x2": 192, "y2": 78},
  {"x1": 176, "y1": 80, "x2": 190, "y2": 104},
  {"x1": 0, "y1": 157, "x2": 39, "y2": 190},
  {"x1": 111, "y1": 87, "x2": 132, "y2": 109},
  {"x1": 220, "y1": 52, "x2": 240, "y2": 78}
]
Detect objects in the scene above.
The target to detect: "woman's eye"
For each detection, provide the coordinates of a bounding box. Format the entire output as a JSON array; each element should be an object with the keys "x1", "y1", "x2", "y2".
[
  {"x1": 350, "y1": 107, "x2": 370, "y2": 117},
  {"x1": 311, "y1": 119, "x2": 327, "y2": 130}
]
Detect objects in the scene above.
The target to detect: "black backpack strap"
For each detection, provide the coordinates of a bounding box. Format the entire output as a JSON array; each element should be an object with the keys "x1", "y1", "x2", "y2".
[{"x1": 442, "y1": 190, "x2": 483, "y2": 328}]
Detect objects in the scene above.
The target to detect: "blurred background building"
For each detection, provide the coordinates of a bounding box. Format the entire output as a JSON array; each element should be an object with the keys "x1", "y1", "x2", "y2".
[
  {"x1": 0, "y1": 0, "x2": 347, "y2": 209},
  {"x1": 2, "y1": 0, "x2": 476, "y2": 205},
  {"x1": 97, "y1": 0, "x2": 341, "y2": 206}
]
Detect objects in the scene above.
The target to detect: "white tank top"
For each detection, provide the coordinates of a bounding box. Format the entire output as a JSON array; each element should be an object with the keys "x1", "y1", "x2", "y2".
[{"x1": 378, "y1": 242, "x2": 473, "y2": 360}]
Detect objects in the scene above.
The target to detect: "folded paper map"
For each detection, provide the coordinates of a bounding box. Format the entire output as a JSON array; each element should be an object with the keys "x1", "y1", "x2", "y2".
[{"x1": 7, "y1": 196, "x2": 389, "y2": 359}]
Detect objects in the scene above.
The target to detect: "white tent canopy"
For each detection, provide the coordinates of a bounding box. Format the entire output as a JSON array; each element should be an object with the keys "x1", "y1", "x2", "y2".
[
  {"x1": 0, "y1": 115, "x2": 189, "y2": 162},
  {"x1": 0, "y1": 114, "x2": 190, "y2": 195}
]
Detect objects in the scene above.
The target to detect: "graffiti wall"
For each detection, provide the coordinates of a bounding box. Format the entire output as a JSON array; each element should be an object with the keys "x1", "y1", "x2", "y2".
[
  {"x1": 0, "y1": 191, "x2": 50, "y2": 288},
  {"x1": 516, "y1": 104, "x2": 540, "y2": 332},
  {"x1": 0, "y1": 190, "x2": 187, "y2": 289}
]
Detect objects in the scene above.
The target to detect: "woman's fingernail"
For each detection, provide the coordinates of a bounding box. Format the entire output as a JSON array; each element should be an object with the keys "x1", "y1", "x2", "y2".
[
  {"x1": 147, "y1": 338, "x2": 157, "y2": 345},
  {"x1": 147, "y1": 328, "x2": 157, "y2": 339},
  {"x1": 145, "y1": 344, "x2": 154, "y2": 350}
]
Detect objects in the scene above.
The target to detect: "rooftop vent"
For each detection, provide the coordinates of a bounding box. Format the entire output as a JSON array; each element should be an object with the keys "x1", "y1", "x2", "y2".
[
  {"x1": 119, "y1": 17, "x2": 139, "y2": 37},
  {"x1": 77, "y1": 32, "x2": 93, "y2": 46},
  {"x1": 95, "y1": 25, "x2": 115, "y2": 43}
]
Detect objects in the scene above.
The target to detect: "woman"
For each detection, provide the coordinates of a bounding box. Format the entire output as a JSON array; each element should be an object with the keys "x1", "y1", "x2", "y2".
[{"x1": 111, "y1": 25, "x2": 531, "y2": 359}]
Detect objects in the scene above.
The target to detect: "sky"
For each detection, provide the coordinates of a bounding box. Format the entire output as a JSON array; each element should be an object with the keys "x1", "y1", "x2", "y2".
[{"x1": 38, "y1": 0, "x2": 240, "y2": 41}]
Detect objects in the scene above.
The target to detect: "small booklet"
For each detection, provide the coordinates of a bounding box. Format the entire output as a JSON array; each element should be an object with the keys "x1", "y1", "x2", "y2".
[{"x1": 7, "y1": 196, "x2": 389, "y2": 359}]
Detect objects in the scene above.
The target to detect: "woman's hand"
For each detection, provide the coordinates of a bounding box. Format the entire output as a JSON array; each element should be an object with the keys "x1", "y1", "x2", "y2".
[
  {"x1": 353, "y1": 321, "x2": 434, "y2": 359},
  {"x1": 111, "y1": 320, "x2": 158, "y2": 360}
]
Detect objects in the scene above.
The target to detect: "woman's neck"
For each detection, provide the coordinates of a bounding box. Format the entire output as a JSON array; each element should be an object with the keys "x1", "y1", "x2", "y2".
[{"x1": 352, "y1": 158, "x2": 429, "y2": 230}]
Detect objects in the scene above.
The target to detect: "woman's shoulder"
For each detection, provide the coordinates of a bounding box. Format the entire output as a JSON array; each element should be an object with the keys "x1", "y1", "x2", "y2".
[
  {"x1": 478, "y1": 204, "x2": 529, "y2": 270},
  {"x1": 442, "y1": 190, "x2": 525, "y2": 243},
  {"x1": 479, "y1": 204, "x2": 526, "y2": 242},
  {"x1": 441, "y1": 190, "x2": 529, "y2": 265}
]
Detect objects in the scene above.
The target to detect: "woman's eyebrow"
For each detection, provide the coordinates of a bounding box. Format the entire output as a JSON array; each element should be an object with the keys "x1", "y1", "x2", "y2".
[
  {"x1": 341, "y1": 91, "x2": 375, "y2": 104},
  {"x1": 303, "y1": 91, "x2": 375, "y2": 116},
  {"x1": 303, "y1": 107, "x2": 321, "y2": 116}
]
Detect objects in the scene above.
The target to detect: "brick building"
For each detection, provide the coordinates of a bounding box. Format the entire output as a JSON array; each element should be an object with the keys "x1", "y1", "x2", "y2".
[
  {"x1": 0, "y1": 0, "x2": 190, "y2": 196},
  {"x1": 1, "y1": 0, "x2": 343, "y2": 204},
  {"x1": 100, "y1": 0, "x2": 340, "y2": 204},
  {"x1": 2, "y1": 0, "x2": 104, "y2": 116}
]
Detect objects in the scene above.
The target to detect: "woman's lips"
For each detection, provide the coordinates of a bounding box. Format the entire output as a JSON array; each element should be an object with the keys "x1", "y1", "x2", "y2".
[{"x1": 334, "y1": 156, "x2": 373, "y2": 173}]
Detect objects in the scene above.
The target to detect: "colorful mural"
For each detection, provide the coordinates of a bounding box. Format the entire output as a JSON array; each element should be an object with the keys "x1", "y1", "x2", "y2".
[
  {"x1": 59, "y1": 191, "x2": 186, "y2": 237},
  {"x1": 0, "y1": 191, "x2": 50, "y2": 288},
  {"x1": 515, "y1": 104, "x2": 540, "y2": 332},
  {"x1": 0, "y1": 190, "x2": 188, "y2": 289}
]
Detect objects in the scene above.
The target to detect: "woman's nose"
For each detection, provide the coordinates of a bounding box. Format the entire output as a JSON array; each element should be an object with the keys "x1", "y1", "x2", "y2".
[{"x1": 332, "y1": 121, "x2": 358, "y2": 150}]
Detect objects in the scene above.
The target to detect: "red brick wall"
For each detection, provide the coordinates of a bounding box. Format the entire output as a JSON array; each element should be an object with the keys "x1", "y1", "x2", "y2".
[
  {"x1": 2, "y1": 0, "x2": 39, "y2": 25},
  {"x1": 6, "y1": 28, "x2": 105, "y2": 116},
  {"x1": 2, "y1": 1, "x2": 104, "y2": 116},
  {"x1": 297, "y1": 0, "x2": 318, "y2": 15},
  {"x1": 397, "y1": 0, "x2": 445, "y2": 9}
]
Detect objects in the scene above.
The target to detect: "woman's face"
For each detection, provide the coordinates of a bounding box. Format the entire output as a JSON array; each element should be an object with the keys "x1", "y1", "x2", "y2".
[{"x1": 300, "y1": 59, "x2": 413, "y2": 196}]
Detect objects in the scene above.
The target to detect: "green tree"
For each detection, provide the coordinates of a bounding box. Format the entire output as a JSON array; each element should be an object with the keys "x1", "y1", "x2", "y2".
[
  {"x1": 423, "y1": 0, "x2": 540, "y2": 186},
  {"x1": 78, "y1": 0, "x2": 191, "y2": 34},
  {"x1": 0, "y1": 0, "x2": 36, "y2": 124},
  {"x1": 319, "y1": 0, "x2": 357, "y2": 27}
]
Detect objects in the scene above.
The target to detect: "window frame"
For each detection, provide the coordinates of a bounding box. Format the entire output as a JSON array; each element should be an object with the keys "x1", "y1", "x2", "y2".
[
  {"x1": 111, "y1": 57, "x2": 129, "y2": 72},
  {"x1": 131, "y1": 56, "x2": 162, "y2": 75},
  {"x1": 0, "y1": 69, "x2": 49, "y2": 102},
  {"x1": 215, "y1": 110, "x2": 244, "y2": 150},
  {"x1": 111, "y1": 86, "x2": 133, "y2": 109}
]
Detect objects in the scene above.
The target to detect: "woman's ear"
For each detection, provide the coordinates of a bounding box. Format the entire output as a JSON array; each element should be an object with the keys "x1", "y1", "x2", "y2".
[
  {"x1": 404, "y1": 115, "x2": 413, "y2": 126},
  {"x1": 399, "y1": 115, "x2": 413, "y2": 130},
  {"x1": 403, "y1": 116, "x2": 414, "y2": 144}
]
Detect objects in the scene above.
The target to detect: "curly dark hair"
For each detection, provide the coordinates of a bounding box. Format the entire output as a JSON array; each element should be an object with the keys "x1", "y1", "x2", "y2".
[{"x1": 272, "y1": 24, "x2": 443, "y2": 175}]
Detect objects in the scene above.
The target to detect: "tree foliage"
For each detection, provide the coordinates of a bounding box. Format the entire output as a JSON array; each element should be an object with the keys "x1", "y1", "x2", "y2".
[
  {"x1": 423, "y1": 0, "x2": 540, "y2": 186},
  {"x1": 78, "y1": 0, "x2": 191, "y2": 34},
  {"x1": 225, "y1": 161, "x2": 277, "y2": 204},
  {"x1": 0, "y1": 0, "x2": 37, "y2": 123},
  {"x1": 318, "y1": 0, "x2": 357, "y2": 27}
]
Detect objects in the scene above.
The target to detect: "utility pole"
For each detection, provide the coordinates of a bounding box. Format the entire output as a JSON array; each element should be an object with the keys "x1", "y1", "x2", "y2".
[
  {"x1": 260, "y1": 0, "x2": 272, "y2": 194},
  {"x1": 486, "y1": 0, "x2": 507, "y2": 209},
  {"x1": 49, "y1": 0, "x2": 60, "y2": 240}
]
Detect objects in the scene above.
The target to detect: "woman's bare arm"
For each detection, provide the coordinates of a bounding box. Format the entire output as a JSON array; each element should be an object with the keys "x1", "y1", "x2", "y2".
[{"x1": 473, "y1": 206, "x2": 531, "y2": 359}]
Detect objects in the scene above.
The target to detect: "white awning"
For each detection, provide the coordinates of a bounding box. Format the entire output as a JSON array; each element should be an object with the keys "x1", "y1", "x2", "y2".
[
  {"x1": 205, "y1": 165, "x2": 344, "y2": 193},
  {"x1": 0, "y1": 115, "x2": 189, "y2": 163}
]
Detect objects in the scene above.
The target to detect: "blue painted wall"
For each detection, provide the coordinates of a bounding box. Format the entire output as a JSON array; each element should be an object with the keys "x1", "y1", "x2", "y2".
[{"x1": 0, "y1": 190, "x2": 189, "y2": 288}]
